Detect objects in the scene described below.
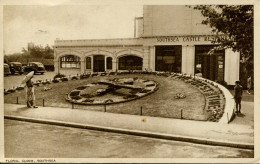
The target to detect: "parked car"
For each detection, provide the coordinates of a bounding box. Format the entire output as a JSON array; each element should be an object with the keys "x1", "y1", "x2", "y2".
[
  {"x1": 24, "y1": 62, "x2": 46, "y2": 74},
  {"x1": 9, "y1": 62, "x2": 24, "y2": 75},
  {"x1": 4, "y1": 63, "x2": 11, "y2": 76}
]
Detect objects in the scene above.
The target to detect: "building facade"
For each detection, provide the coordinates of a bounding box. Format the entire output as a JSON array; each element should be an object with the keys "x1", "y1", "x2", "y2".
[{"x1": 54, "y1": 5, "x2": 240, "y2": 85}]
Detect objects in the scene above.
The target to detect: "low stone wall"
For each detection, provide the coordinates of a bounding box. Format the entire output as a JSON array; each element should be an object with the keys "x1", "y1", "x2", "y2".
[
  {"x1": 194, "y1": 76, "x2": 235, "y2": 123},
  {"x1": 58, "y1": 68, "x2": 81, "y2": 77}
]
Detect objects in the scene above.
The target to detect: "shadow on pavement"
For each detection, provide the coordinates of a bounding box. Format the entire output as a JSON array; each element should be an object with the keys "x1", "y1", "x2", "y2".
[
  {"x1": 236, "y1": 113, "x2": 245, "y2": 118},
  {"x1": 13, "y1": 106, "x2": 30, "y2": 113}
]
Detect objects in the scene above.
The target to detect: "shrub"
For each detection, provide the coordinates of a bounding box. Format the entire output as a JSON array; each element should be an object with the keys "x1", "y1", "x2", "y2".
[
  {"x1": 52, "y1": 79, "x2": 59, "y2": 83},
  {"x1": 61, "y1": 77, "x2": 69, "y2": 81},
  {"x1": 71, "y1": 76, "x2": 79, "y2": 80},
  {"x1": 91, "y1": 73, "x2": 98, "y2": 77},
  {"x1": 16, "y1": 86, "x2": 24, "y2": 90},
  {"x1": 53, "y1": 73, "x2": 66, "y2": 80},
  {"x1": 70, "y1": 91, "x2": 80, "y2": 97},
  {"x1": 7, "y1": 89, "x2": 15, "y2": 93},
  {"x1": 109, "y1": 72, "x2": 115, "y2": 75},
  {"x1": 71, "y1": 95, "x2": 81, "y2": 100},
  {"x1": 146, "y1": 83, "x2": 155, "y2": 87},
  {"x1": 80, "y1": 74, "x2": 90, "y2": 79},
  {"x1": 81, "y1": 94, "x2": 94, "y2": 98},
  {"x1": 4, "y1": 91, "x2": 10, "y2": 95},
  {"x1": 124, "y1": 81, "x2": 133, "y2": 85}
]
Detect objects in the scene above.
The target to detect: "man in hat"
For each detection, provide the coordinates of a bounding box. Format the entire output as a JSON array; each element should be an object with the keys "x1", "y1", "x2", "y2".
[
  {"x1": 26, "y1": 74, "x2": 38, "y2": 108},
  {"x1": 234, "y1": 80, "x2": 243, "y2": 113}
]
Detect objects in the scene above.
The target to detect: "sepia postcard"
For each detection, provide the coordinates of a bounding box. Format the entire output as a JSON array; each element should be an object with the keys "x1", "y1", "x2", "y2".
[{"x1": 0, "y1": 0, "x2": 259, "y2": 163}]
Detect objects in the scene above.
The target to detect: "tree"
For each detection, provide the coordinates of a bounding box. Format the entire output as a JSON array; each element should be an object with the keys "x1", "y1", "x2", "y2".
[
  {"x1": 44, "y1": 45, "x2": 54, "y2": 59},
  {"x1": 193, "y1": 5, "x2": 253, "y2": 78},
  {"x1": 21, "y1": 44, "x2": 54, "y2": 59}
]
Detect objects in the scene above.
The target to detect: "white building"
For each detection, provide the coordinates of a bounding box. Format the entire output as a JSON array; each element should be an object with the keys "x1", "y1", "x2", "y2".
[{"x1": 54, "y1": 5, "x2": 240, "y2": 85}]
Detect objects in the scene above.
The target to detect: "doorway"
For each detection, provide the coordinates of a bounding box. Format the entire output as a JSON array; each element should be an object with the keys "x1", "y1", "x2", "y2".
[
  {"x1": 155, "y1": 46, "x2": 182, "y2": 72},
  {"x1": 195, "y1": 45, "x2": 225, "y2": 82},
  {"x1": 93, "y1": 55, "x2": 105, "y2": 72}
]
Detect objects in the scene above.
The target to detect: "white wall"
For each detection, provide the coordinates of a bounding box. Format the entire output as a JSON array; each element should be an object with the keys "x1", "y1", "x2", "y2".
[
  {"x1": 59, "y1": 69, "x2": 81, "y2": 76},
  {"x1": 182, "y1": 45, "x2": 195, "y2": 75},
  {"x1": 224, "y1": 49, "x2": 240, "y2": 85},
  {"x1": 143, "y1": 5, "x2": 212, "y2": 37}
]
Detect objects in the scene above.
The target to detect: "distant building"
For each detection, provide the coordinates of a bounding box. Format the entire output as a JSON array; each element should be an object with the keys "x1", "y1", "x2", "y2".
[{"x1": 54, "y1": 5, "x2": 240, "y2": 85}]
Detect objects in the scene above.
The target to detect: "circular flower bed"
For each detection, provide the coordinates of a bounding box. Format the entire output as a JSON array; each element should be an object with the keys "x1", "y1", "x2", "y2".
[{"x1": 66, "y1": 77, "x2": 158, "y2": 105}]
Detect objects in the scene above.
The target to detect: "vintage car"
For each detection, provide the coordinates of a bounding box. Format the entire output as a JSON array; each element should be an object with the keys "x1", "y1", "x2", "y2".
[
  {"x1": 4, "y1": 63, "x2": 11, "y2": 76},
  {"x1": 23, "y1": 62, "x2": 46, "y2": 74},
  {"x1": 9, "y1": 62, "x2": 24, "y2": 75}
]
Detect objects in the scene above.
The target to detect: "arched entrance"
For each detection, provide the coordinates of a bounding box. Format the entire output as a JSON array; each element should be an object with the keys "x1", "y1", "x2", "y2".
[
  {"x1": 118, "y1": 55, "x2": 143, "y2": 70},
  {"x1": 93, "y1": 55, "x2": 105, "y2": 72}
]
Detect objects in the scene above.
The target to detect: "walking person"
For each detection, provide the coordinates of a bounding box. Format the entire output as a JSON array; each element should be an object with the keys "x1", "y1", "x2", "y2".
[
  {"x1": 247, "y1": 75, "x2": 252, "y2": 94},
  {"x1": 234, "y1": 80, "x2": 243, "y2": 114},
  {"x1": 22, "y1": 71, "x2": 38, "y2": 108}
]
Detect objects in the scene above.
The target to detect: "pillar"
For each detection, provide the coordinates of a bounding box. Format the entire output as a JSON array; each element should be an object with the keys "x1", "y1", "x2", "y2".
[
  {"x1": 104, "y1": 56, "x2": 107, "y2": 72},
  {"x1": 143, "y1": 47, "x2": 149, "y2": 71},
  {"x1": 149, "y1": 46, "x2": 155, "y2": 71},
  {"x1": 80, "y1": 59, "x2": 84, "y2": 74},
  {"x1": 112, "y1": 57, "x2": 117, "y2": 72},
  {"x1": 54, "y1": 59, "x2": 59, "y2": 74},
  {"x1": 225, "y1": 49, "x2": 240, "y2": 85},
  {"x1": 182, "y1": 45, "x2": 195, "y2": 75},
  {"x1": 91, "y1": 56, "x2": 94, "y2": 73}
]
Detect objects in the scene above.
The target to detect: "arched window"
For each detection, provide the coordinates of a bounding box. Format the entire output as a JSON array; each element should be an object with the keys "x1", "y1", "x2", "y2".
[
  {"x1": 107, "y1": 57, "x2": 112, "y2": 69},
  {"x1": 118, "y1": 55, "x2": 142, "y2": 70},
  {"x1": 60, "y1": 55, "x2": 80, "y2": 68},
  {"x1": 86, "y1": 57, "x2": 91, "y2": 69}
]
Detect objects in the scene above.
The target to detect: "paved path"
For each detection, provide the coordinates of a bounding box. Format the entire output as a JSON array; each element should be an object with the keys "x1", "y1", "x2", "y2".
[
  {"x1": 4, "y1": 103, "x2": 253, "y2": 149},
  {"x1": 5, "y1": 119, "x2": 253, "y2": 158}
]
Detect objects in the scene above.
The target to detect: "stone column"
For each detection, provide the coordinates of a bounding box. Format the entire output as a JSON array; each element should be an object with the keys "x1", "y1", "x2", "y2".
[
  {"x1": 104, "y1": 56, "x2": 107, "y2": 72},
  {"x1": 225, "y1": 49, "x2": 240, "y2": 85},
  {"x1": 181, "y1": 46, "x2": 187, "y2": 74},
  {"x1": 80, "y1": 59, "x2": 85, "y2": 74},
  {"x1": 143, "y1": 47, "x2": 149, "y2": 71},
  {"x1": 91, "y1": 56, "x2": 94, "y2": 73},
  {"x1": 54, "y1": 59, "x2": 59, "y2": 74},
  {"x1": 182, "y1": 45, "x2": 195, "y2": 75},
  {"x1": 149, "y1": 46, "x2": 155, "y2": 71},
  {"x1": 112, "y1": 57, "x2": 117, "y2": 72}
]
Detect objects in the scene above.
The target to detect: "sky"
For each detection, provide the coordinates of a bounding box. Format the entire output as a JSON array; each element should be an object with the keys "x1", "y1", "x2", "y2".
[{"x1": 3, "y1": 5, "x2": 143, "y2": 54}]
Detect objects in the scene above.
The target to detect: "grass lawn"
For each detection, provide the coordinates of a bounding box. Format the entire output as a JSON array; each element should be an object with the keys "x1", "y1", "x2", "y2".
[{"x1": 4, "y1": 74, "x2": 209, "y2": 120}]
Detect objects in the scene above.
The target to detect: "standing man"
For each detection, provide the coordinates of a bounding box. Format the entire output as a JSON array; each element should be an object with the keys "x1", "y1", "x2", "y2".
[
  {"x1": 26, "y1": 76, "x2": 38, "y2": 108},
  {"x1": 234, "y1": 81, "x2": 243, "y2": 113},
  {"x1": 22, "y1": 71, "x2": 38, "y2": 108}
]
